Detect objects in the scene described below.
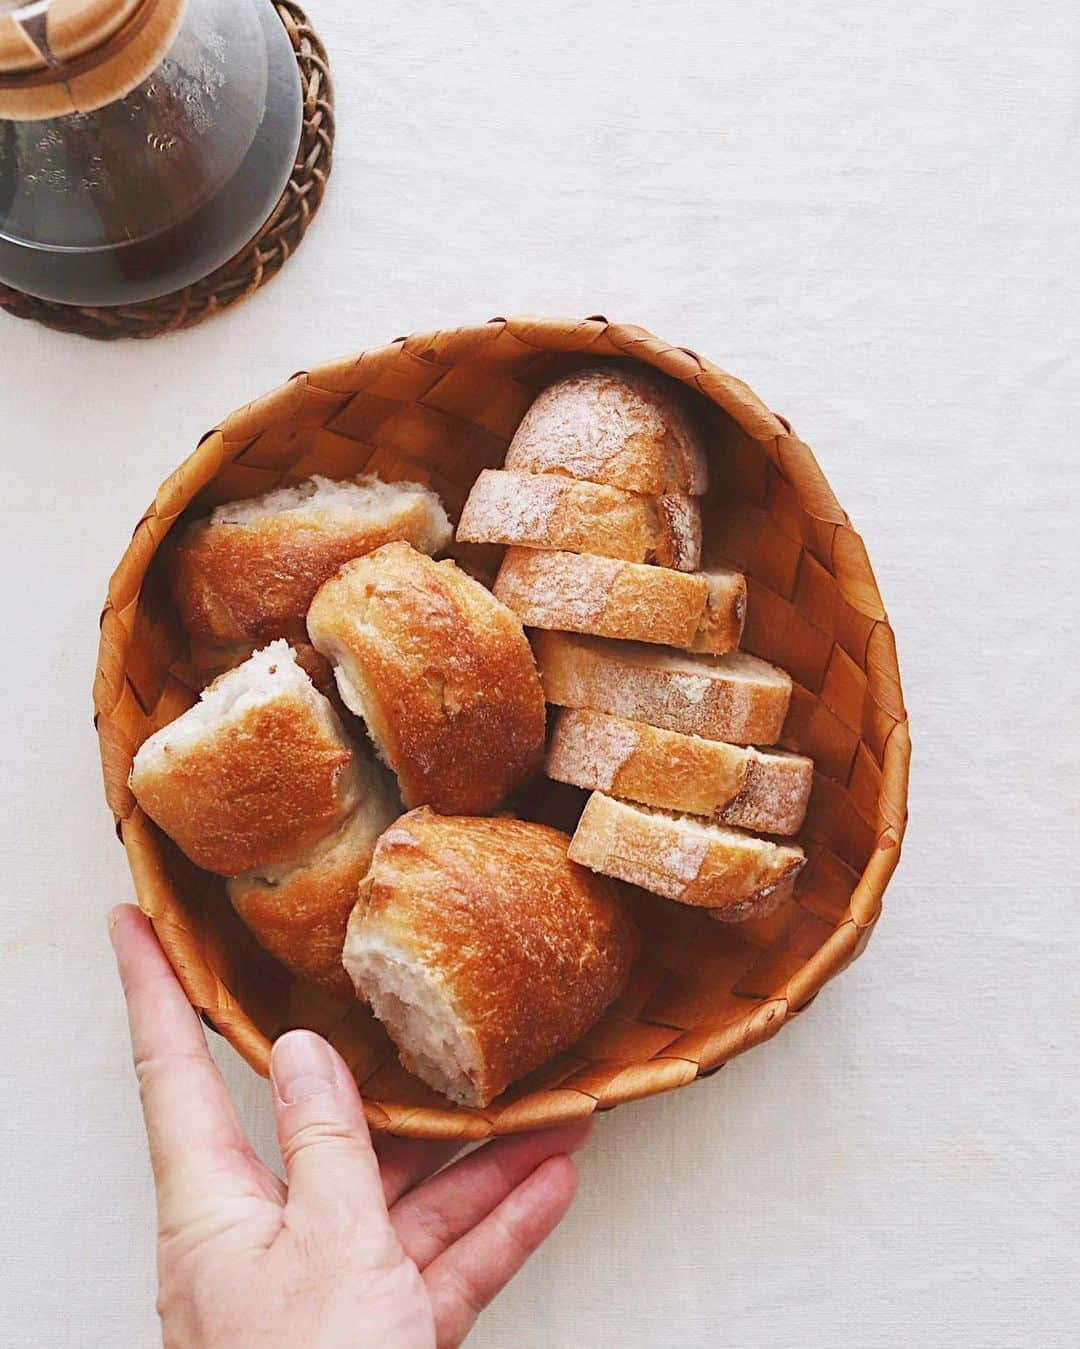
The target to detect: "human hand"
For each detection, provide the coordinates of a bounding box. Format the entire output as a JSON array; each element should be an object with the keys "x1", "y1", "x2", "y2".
[{"x1": 109, "y1": 904, "x2": 589, "y2": 1348}]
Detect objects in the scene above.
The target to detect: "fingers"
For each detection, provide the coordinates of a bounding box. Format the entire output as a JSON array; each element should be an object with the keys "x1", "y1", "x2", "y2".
[
  {"x1": 424, "y1": 1154, "x2": 580, "y2": 1349},
  {"x1": 109, "y1": 906, "x2": 260, "y2": 1223},
  {"x1": 373, "y1": 1134, "x2": 463, "y2": 1208},
  {"x1": 391, "y1": 1120, "x2": 591, "y2": 1270},
  {"x1": 271, "y1": 1030, "x2": 389, "y2": 1239}
]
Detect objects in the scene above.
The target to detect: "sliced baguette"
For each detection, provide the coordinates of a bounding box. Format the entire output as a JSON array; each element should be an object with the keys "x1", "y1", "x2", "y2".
[
  {"x1": 531, "y1": 630, "x2": 791, "y2": 745},
  {"x1": 227, "y1": 770, "x2": 400, "y2": 997},
  {"x1": 493, "y1": 548, "x2": 745, "y2": 653},
  {"x1": 129, "y1": 640, "x2": 360, "y2": 876},
  {"x1": 504, "y1": 365, "x2": 709, "y2": 495},
  {"x1": 307, "y1": 541, "x2": 545, "y2": 815},
  {"x1": 547, "y1": 708, "x2": 812, "y2": 835},
  {"x1": 343, "y1": 808, "x2": 637, "y2": 1107},
  {"x1": 170, "y1": 474, "x2": 452, "y2": 645},
  {"x1": 456, "y1": 468, "x2": 701, "y2": 571},
  {"x1": 568, "y1": 793, "x2": 805, "y2": 921}
]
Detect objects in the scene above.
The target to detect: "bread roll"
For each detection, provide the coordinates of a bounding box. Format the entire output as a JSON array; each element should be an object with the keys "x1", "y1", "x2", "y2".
[
  {"x1": 130, "y1": 641, "x2": 361, "y2": 876},
  {"x1": 504, "y1": 366, "x2": 709, "y2": 495},
  {"x1": 568, "y1": 793, "x2": 805, "y2": 921},
  {"x1": 494, "y1": 548, "x2": 746, "y2": 654},
  {"x1": 343, "y1": 808, "x2": 638, "y2": 1107},
  {"x1": 547, "y1": 708, "x2": 813, "y2": 835},
  {"x1": 456, "y1": 469, "x2": 701, "y2": 571},
  {"x1": 531, "y1": 630, "x2": 792, "y2": 744},
  {"x1": 170, "y1": 474, "x2": 452, "y2": 644},
  {"x1": 228, "y1": 775, "x2": 399, "y2": 998},
  {"x1": 307, "y1": 542, "x2": 546, "y2": 815}
]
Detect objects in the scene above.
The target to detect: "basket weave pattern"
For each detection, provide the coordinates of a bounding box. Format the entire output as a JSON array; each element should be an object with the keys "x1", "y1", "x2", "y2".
[
  {"x1": 0, "y1": 2, "x2": 333, "y2": 341},
  {"x1": 94, "y1": 316, "x2": 910, "y2": 1139}
]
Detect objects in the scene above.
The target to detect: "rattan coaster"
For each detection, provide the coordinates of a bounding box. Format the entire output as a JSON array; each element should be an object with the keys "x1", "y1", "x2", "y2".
[{"x1": 0, "y1": 2, "x2": 333, "y2": 341}]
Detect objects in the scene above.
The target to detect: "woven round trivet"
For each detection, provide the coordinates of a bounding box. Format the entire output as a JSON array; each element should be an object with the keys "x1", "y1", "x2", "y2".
[{"x1": 0, "y1": 2, "x2": 333, "y2": 341}]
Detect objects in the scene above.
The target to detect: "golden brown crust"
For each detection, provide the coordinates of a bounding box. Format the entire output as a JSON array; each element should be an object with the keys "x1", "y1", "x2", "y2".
[
  {"x1": 546, "y1": 708, "x2": 812, "y2": 834},
  {"x1": 456, "y1": 469, "x2": 701, "y2": 571},
  {"x1": 493, "y1": 549, "x2": 746, "y2": 653},
  {"x1": 130, "y1": 684, "x2": 358, "y2": 877},
  {"x1": 348, "y1": 808, "x2": 638, "y2": 1105},
  {"x1": 531, "y1": 630, "x2": 792, "y2": 744},
  {"x1": 504, "y1": 366, "x2": 710, "y2": 494},
  {"x1": 228, "y1": 783, "x2": 399, "y2": 998},
  {"x1": 568, "y1": 793, "x2": 805, "y2": 919},
  {"x1": 170, "y1": 493, "x2": 448, "y2": 644},
  {"x1": 307, "y1": 542, "x2": 547, "y2": 815}
]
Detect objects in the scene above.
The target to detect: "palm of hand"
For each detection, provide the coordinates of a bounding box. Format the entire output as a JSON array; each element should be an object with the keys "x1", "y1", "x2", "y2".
[{"x1": 111, "y1": 905, "x2": 586, "y2": 1349}]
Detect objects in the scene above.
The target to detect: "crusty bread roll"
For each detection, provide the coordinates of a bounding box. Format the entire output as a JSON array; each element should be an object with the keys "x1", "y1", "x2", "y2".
[
  {"x1": 568, "y1": 793, "x2": 805, "y2": 921},
  {"x1": 307, "y1": 541, "x2": 546, "y2": 815},
  {"x1": 494, "y1": 548, "x2": 746, "y2": 654},
  {"x1": 130, "y1": 641, "x2": 361, "y2": 876},
  {"x1": 456, "y1": 469, "x2": 701, "y2": 571},
  {"x1": 531, "y1": 630, "x2": 792, "y2": 745},
  {"x1": 547, "y1": 708, "x2": 813, "y2": 835},
  {"x1": 170, "y1": 474, "x2": 452, "y2": 644},
  {"x1": 343, "y1": 808, "x2": 638, "y2": 1107},
  {"x1": 504, "y1": 366, "x2": 709, "y2": 495},
  {"x1": 227, "y1": 774, "x2": 399, "y2": 998}
]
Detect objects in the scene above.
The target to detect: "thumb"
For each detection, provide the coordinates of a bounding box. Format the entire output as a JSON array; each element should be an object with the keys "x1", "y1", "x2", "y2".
[{"x1": 270, "y1": 1030, "x2": 388, "y2": 1235}]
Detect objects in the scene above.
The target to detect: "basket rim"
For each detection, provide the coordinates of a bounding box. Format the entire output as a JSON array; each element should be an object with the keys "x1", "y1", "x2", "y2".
[{"x1": 93, "y1": 314, "x2": 910, "y2": 1139}]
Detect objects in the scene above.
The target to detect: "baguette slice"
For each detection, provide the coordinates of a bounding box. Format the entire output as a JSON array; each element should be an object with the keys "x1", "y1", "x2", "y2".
[
  {"x1": 456, "y1": 468, "x2": 701, "y2": 571},
  {"x1": 532, "y1": 630, "x2": 791, "y2": 745},
  {"x1": 129, "y1": 640, "x2": 361, "y2": 876},
  {"x1": 494, "y1": 548, "x2": 745, "y2": 654},
  {"x1": 343, "y1": 808, "x2": 638, "y2": 1107},
  {"x1": 170, "y1": 474, "x2": 452, "y2": 644},
  {"x1": 547, "y1": 708, "x2": 812, "y2": 834},
  {"x1": 504, "y1": 366, "x2": 709, "y2": 495},
  {"x1": 227, "y1": 772, "x2": 399, "y2": 997},
  {"x1": 307, "y1": 541, "x2": 546, "y2": 815},
  {"x1": 568, "y1": 793, "x2": 805, "y2": 921}
]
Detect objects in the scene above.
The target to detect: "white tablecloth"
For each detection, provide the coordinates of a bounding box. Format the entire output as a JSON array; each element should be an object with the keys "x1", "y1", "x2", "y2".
[{"x1": 2, "y1": 2, "x2": 1077, "y2": 1345}]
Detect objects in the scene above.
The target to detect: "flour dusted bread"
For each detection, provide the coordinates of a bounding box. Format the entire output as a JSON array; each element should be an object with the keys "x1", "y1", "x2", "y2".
[
  {"x1": 569, "y1": 793, "x2": 806, "y2": 921},
  {"x1": 130, "y1": 641, "x2": 362, "y2": 876},
  {"x1": 547, "y1": 708, "x2": 812, "y2": 835},
  {"x1": 170, "y1": 475, "x2": 452, "y2": 644},
  {"x1": 307, "y1": 541, "x2": 546, "y2": 815},
  {"x1": 494, "y1": 549, "x2": 746, "y2": 654},
  {"x1": 504, "y1": 365, "x2": 709, "y2": 495},
  {"x1": 532, "y1": 630, "x2": 792, "y2": 744},
  {"x1": 343, "y1": 809, "x2": 637, "y2": 1107},
  {"x1": 457, "y1": 469, "x2": 701, "y2": 571},
  {"x1": 228, "y1": 773, "x2": 399, "y2": 998}
]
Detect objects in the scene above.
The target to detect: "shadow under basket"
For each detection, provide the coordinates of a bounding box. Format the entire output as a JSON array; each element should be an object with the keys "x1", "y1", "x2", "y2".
[{"x1": 93, "y1": 315, "x2": 910, "y2": 1140}]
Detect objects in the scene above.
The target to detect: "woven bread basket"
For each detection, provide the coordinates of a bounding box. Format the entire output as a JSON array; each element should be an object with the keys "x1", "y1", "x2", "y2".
[{"x1": 94, "y1": 316, "x2": 910, "y2": 1140}]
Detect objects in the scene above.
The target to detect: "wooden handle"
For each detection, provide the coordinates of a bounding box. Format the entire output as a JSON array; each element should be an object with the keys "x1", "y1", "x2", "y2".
[{"x1": 0, "y1": 0, "x2": 185, "y2": 119}]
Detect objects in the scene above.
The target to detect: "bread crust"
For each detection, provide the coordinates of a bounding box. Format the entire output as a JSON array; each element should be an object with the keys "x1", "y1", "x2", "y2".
[
  {"x1": 228, "y1": 775, "x2": 399, "y2": 998},
  {"x1": 456, "y1": 469, "x2": 701, "y2": 571},
  {"x1": 307, "y1": 542, "x2": 546, "y2": 814},
  {"x1": 504, "y1": 366, "x2": 709, "y2": 495},
  {"x1": 170, "y1": 484, "x2": 450, "y2": 643},
  {"x1": 546, "y1": 708, "x2": 812, "y2": 834},
  {"x1": 531, "y1": 630, "x2": 792, "y2": 744},
  {"x1": 344, "y1": 808, "x2": 638, "y2": 1106},
  {"x1": 130, "y1": 671, "x2": 359, "y2": 877},
  {"x1": 494, "y1": 549, "x2": 745, "y2": 653},
  {"x1": 568, "y1": 793, "x2": 805, "y2": 920}
]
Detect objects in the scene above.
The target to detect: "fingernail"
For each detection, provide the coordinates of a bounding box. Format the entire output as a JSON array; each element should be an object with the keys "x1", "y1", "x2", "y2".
[{"x1": 271, "y1": 1030, "x2": 338, "y2": 1105}]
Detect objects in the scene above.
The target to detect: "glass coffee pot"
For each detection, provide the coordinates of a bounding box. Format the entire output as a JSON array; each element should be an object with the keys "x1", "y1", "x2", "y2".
[{"x1": 0, "y1": 0, "x2": 303, "y2": 305}]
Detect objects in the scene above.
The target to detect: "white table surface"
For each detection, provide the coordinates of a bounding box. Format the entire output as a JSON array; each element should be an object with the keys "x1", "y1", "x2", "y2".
[{"x1": 2, "y1": 2, "x2": 1077, "y2": 1345}]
